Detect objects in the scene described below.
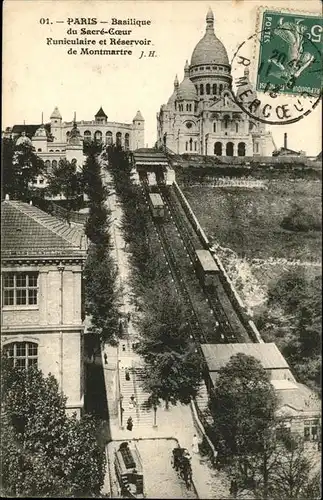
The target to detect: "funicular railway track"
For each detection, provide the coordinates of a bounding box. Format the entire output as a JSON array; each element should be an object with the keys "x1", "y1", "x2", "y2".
[
  {"x1": 140, "y1": 180, "x2": 208, "y2": 345},
  {"x1": 160, "y1": 185, "x2": 239, "y2": 342}
]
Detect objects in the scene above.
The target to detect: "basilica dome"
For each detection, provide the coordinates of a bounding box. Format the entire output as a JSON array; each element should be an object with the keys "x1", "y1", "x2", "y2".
[
  {"x1": 190, "y1": 9, "x2": 229, "y2": 67},
  {"x1": 177, "y1": 61, "x2": 198, "y2": 100}
]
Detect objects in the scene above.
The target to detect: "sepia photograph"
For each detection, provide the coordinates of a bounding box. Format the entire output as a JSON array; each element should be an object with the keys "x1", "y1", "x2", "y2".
[{"x1": 1, "y1": 0, "x2": 322, "y2": 498}]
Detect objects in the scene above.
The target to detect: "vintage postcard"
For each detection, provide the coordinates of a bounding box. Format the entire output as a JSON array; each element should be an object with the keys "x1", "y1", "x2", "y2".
[{"x1": 1, "y1": 0, "x2": 322, "y2": 498}]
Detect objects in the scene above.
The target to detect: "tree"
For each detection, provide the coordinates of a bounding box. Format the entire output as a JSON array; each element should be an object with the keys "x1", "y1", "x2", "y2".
[
  {"x1": 136, "y1": 282, "x2": 203, "y2": 408},
  {"x1": 1, "y1": 360, "x2": 106, "y2": 497},
  {"x1": 2, "y1": 138, "x2": 45, "y2": 200},
  {"x1": 231, "y1": 434, "x2": 321, "y2": 500},
  {"x1": 83, "y1": 245, "x2": 121, "y2": 345},
  {"x1": 209, "y1": 353, "x2": 278, "y2": 457},
  {"x1": 46, "y1": 158, "x2": 83, "y2": 211}
]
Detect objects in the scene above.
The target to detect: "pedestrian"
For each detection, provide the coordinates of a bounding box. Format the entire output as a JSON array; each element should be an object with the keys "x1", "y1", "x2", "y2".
[
  {"x1": 104, "y1": 353, "x2": 108, "y2": 365},
  {"x1": 192, "y1": 433, "x2": 199, "y2": 454},
  {"x1": 129, "y1": 394, "x2": 137, "y2": 409},
  {"x1": 125, "y1": 368, "x2": 130, "y2": 381},
  {"x1": 127, "y1": 312, "x2": 131, "y2": 323},
  {"x1": 126, "y1": 416, "x2": 133, "y2": 431}
]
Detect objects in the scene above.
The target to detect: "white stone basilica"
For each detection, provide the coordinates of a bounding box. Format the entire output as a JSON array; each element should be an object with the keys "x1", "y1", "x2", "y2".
[{"x1": 157, "y1": 9, "x2": 274, "y2": 157}]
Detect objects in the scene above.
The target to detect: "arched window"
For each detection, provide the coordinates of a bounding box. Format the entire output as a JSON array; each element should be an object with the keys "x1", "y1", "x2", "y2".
[
  {"x1": 185, "y1": 142, "x2": 188, "y2": 151},
  {"x1": 49, "y1": 150, "x2": 54, "y2": 152},
  {"x1": 213, "y1": 122, "x2": 217, "y2": 133},
  {"x1": 226, "y1": 142, "x2": 234, "y2": 156},
  {"x1": 124, "y1": 133, "x2": 130, "y2": 151},
  {"x1": 255, "y1": 142, "x2": 259, "y2": 153},
  {"x1": 214, "y1": 142, "x2": 222, "y2": 155},
  {"x1": 84, "y1": 130, "x2": 91, "y2": 142},
  {"x1": 200, "y1": 84, "x2": 204, "y2": 95},
  {"x1": 238, "y1": 142, "x2": 246, "y2": 156},
  {"x1": 212, "y1": 84, "x2": 217, "y2": 95},
  {"x1": 219, "y1": 84, "x2": 223, "y2": 93},
  {"x1": 195, "y1": 85, "x2": 198, "y2": 95},
  {"x1": 72, "y1": 158, "x2": 77, "y2": 164},
  {"x1": 235, "y1": 122, "x2": 239, "y2": 133},
  {"x1": 94, "y1": 130, "x2": 102, "y2": 143},
  {"x1": 4, "y1": 342, "x2": 38, "y2": 369},
  {"x1": 52, "y1": 159, "x2": 57, "y2": 168},
  {"x1": 45, "y1": 160, "x2": 51, "y2": 168},
  {"x1": 66, "y1": 131, "x2": 70, "y2": 139},
  {"x1": 37, "y1": 148, "x2": 42, "y2": 152},
  {"x1": 55, "y1": 149, "x2": 60, "y2": 152},
  {"x1": 116, "y1": 132, "x2": 122, "y2": 147},
  {"x1": 194, "y1": 141, "x2": 197, "y2": 151},
  {"x1": 106, "y1": 131, "x2": 113, "y2": 145},
  {"x1": 224, "y1": 116, "x2": 230, "y2": 129},
  {"x1": 206, "y1": 83, "x2": 211, "y2": 95},
  {"x1": 189, "y1": 138, "x2": 193, "y2": 151}
]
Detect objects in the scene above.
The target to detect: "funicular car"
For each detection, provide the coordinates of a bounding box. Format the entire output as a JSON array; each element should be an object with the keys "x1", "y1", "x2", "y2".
[
  {"x1": 149, "y1": 192, "x2": 165, "y2": 219},
  {"x1": 114, "y1": 441, "x2": 145, "y2": 498},
  {"x1": 195, "y1": 249, "x2": 219, "y2": 288}
]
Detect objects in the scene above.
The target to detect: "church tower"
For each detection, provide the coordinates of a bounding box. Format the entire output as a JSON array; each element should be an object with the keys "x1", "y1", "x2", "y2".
[
  {"x1": 50, "y1": 106, "x2": 63, "y2": 143},
  {"x1": 65, "y1": 114, "x2": 84, "y2": 170},
  {"x1": 132, "y1": 111, "x2": 145, "y2": 150}
]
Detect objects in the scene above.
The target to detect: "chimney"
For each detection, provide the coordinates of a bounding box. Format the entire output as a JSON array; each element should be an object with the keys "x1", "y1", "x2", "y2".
[{"x1": 284, "y1": 133, "x2": 287, "y2": 149}]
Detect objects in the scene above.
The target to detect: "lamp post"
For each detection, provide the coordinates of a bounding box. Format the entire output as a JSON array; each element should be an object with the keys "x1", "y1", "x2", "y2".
[
  {"x1": 153, "y1": 403, "x2": 158, "y2": 428},
  {"x1": 120, "y1": 394, "x2": 124, "y2": 428}
]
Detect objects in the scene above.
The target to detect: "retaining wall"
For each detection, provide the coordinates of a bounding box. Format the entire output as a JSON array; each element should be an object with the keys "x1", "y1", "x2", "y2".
[{"x1": 173, "y1": 181, "x2": 263, "y2": 343}]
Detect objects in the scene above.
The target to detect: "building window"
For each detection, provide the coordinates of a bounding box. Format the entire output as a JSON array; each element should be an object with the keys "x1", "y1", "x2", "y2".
[
  {"x1": 106, "y1": 131, "x2": 113, "y2": 145},
  {"x1": 3, "y1": 272, "x2": 38, "y2": 306},
  {"x1": 195, "y1": 85, "x2": 198, "y2": 95},
  {"x1": 4, "y1": 342, "x2": 38, "y2": 369},
  {"x1": 116, "y1": 132, "x2": 122, "y2": 147},
  {"x1": 255, "y1": 142, "x2": 259, "y2": 153},
  {"x1": 206, "y1": 66, "x2": 210, "y2": 70},
  {"x1": 194, "y1": 141, "x2": 197, "y2": 151},
  {"x1": 206, "y1": 83, "x2": 211, "y2": 95},
  {"x1": 226, "y1": 142, "x2": 234, "y2": 156},
  {"x1": 124, "y1": 133, "x2": 130, "y2": 151},
  {"x1": 185, "y1": 142, "x2": 188, "y2": 151},
  {"x1": 200, "y1": 84, "x2": 204, "y2": 95},
  {"x1": 219, "y1": 84, "x2": 223, "y2": 93},
  {"x1": 84, "y1": 130, "x2": 92, "y2": 142},
  {"x1": 94, "y1": 130, "x2": 102, "y2": 144},
  {"x1": 214, "y1": 142, "x2": 222, "y2": 155},
  {"x1": 304, "y1": 420, "x2": 319, "y2": 441},
  {"x1": 45, "y1": 160, "x2": 51, "y2": 168},
  {"x1": 55, "y1": 149, "x2": 60, "y2": 153},
  {"x1": 37, "y1": 148, "x2": 42, "y2": 152},
  {"x1": 189, "y1": 138, "x2": 193, "y2": 151},
  {"x1": 212, "y1": 84, "x2": 217, "y2": 95},
  {"x1": 213, "y1": 122, "x2": 217, "y2": 133},
  {"x1": 49, "y1": 150, "x2": 54, "y2": 152},
  {"x1": 52, "y1": 159, "x2": 57, "y2": 169},
  {"x1": 238, "y1": 142, "x2": 246, "y2": 156}
]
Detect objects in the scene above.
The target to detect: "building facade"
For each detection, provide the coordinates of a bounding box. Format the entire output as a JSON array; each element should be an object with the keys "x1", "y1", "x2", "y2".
[
  {"x1": 5, "y1": 107, "x2": 145, "y2": 174},
  {"x1": 157, "y1": 9, "x2": 274, "y2": 157},
  {"x1": 1, "y1": 199, "x2": 88, "y2": 416}
]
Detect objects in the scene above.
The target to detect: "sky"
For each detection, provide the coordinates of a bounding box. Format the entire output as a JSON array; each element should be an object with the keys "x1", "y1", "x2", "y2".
[{"x1": 2, "y1": 0, "x2": 322, "y2": 155}]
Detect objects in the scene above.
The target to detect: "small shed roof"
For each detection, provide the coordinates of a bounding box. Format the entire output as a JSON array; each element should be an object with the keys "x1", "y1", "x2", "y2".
[
  {"x1": 201, "y1": 343, "x2": 290, "y2": 372},
  {"x1": 196, "y1": 250, "x2": 219, "y2": 272}
]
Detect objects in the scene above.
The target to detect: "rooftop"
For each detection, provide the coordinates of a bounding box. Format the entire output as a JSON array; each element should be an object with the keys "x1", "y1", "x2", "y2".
[
  {"x1": 1, "y1": 200, "x2": 87, "y2": 259},
  {"x1": 201, "y1": 343, "x2": 290, "y2": 372}
]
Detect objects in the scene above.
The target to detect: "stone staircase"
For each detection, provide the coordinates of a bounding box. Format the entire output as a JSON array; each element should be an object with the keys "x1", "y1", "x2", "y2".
[
  {"x1": 195, "y1": 382, "x2": 213, "y2": 425},
  {"x1": 119, "y1": 360, "x2": 154, "y2": 430}
]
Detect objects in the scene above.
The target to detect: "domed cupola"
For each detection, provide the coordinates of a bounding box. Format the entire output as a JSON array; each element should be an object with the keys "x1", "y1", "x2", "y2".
[
  {"x1": 68, "y1": 114, "x2": 82, "y2": 146},
  {"x1": 177, "y1": 61, "x2": 198, "y2": 101},
  {"x1": 189, "y1": 9, "x2": 232, "y2": 101},
  {"x1": 190, "y1": 9, "x2": 229, "y2": 67}
]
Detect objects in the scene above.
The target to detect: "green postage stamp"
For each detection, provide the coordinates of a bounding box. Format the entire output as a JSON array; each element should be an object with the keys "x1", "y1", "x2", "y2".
[{"x1": 256, "y1": 11, "x2": 322, "y2": 97}]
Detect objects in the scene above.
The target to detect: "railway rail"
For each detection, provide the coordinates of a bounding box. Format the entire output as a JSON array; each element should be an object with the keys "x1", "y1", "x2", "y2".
[
  {"x1": 141, "y1": 181, "x2": 208, "y2": 345},
  {"x1": 160, "y1": 185, "x2": 239, "y2": 342}
]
